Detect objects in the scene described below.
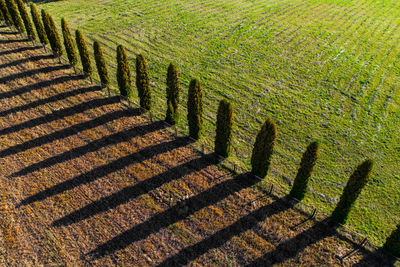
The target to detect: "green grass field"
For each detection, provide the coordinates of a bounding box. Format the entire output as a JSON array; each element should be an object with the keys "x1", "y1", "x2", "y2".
[{"x1": 36, "y1": 0, "x2": 400, "y2": 246}]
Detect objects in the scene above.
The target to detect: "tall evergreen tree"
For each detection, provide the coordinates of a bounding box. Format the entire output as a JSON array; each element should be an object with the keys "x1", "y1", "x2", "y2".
[
  {"x1": 165, "y1": 63, "x2": 180, "y2": 125},
  {"x1": 187, "y1": 79, "x2": 203, "y2": 140},
  {"x1": 30, "y1": 3, "x2": 47, "y2": 46},
  {"x1": 42, "y1": 10, "x2": 62, "y2": 56},
  {"x1": 94, "y1": 41, "x2": 110, "y2": 87},
  {"x1": 0, "y1": 0, "x2": 13, "y2": 26},
  {"x1": 75, "y1": 29, "x2": 92, "y2": 76},
  {"x1": 214, "y1": 99, "x2": 234, "y2": 157},
  {"x1": 6, "y1": 0, "x2": 24, "y2": 32},
  {"x1": 116, "y1": 44, "x2": 131, "y2": 97},
  {"x1": 136, "y1": 54, "x2": 151, "y2": 110},
  {"x1": 16, "y1": 0, "x2": 35, "y2": 39},
  {"x1": 290, "y1": 141, "x2": 319, "y2": 200},
  {"x1": 251, "y1": 118, "x2": 277, "y2": 178},
  {"x1": 331, "y1": 159, "x2": 373, "y2": 224},
  {"x1": 61, "y1": 18, "x2": 77, "y2": 66},
  {"x1": 383, "y1": 223, "x2": 400, "y2": 257}
]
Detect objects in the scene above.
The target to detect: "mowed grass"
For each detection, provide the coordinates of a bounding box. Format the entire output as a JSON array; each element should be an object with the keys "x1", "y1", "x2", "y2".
[{"x1": 37, "y1": 0, "x2": 400, "y2": 245}]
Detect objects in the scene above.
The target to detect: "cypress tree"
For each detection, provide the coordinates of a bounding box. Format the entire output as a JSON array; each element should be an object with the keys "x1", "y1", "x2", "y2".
[
  {"x1": 6, "y1": 0, "x2": 24, "y2": 32},
  {"x1": 331, "y1": 159, "x2": 373, "y2": 224},
  {"x1": 116, "y1": 44, "x2": 131, "y2": 97},
  {"x1": 16, "y1": 0, "x2": 35, "y2": 39},
  {"x1": 75, "y1": 29, "x2": 92, "y2": 76},
  {"x1": 165, "y1": 63, "x2": 180, "y2": 125},
  {"x1": 136, "y1": 54, "x2": 151, "y2": 110},
  {"x1": 290, "y1": 141, "x2": 320, "y2": 200},
  {"x1": 30, "y1": 3, "x2": 47, "y2": 45},
  {"x1": 187, "y1": 79, "x2": 203, "y2": 140},
  {"x1": 42, "y1": 10, "x2": 62, "y2": 56},
  {"x1": 215, "y1": 99, "x2": 234, "y2": 157},
  {"x1": 383, "y1": 223, "x2": 400, "y2": 257},
  {"x1": 250, "y1": 118, "x2": 277, "y2": 178},
  {"x1": 0, "y1": 0, "x2": 13, "y2": 26},
  {"x1": 94, "y1": 41, "x2": 110, "y2": 87},
  {"x1": 61, "y1": 18, "x2": 77, "y2": 66}
]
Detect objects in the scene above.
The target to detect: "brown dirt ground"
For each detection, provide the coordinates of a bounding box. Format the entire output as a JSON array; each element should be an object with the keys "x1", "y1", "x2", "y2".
[{"x1": 0, "y1": 24, "x2": 396, "y2": 266}]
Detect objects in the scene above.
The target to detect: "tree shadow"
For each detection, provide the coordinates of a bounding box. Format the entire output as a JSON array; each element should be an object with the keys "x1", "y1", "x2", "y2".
[
  {"x1": 244, "y1": 218, "x2": 338, "y2": 266},
  {"x1": 0, "y1": 96, "x2": 120, "y2": 136},
  {"x1": 52, "y1": 153, "x2": 221, "y2": 226},
  {"x1": 0, "y1": 85, "x2": 100, "y2": 118},
  {"x1": 12, "y1": 120, "x2": 167, "y2": 178},
  {"x1": 0, "y1": 31, "x2": 20, "y2": 35},
  {"x1": 0, "y1": 46, "x2": 43, "y2": 57},
  {"x1": 84, "y1": 173, "x2": 260, "y2": 260},
  {"x1": 158, "y1": 195, "x2": 293, "y2": 266},
  {"x1": 0, "y1": 54, "x2": 56, "y2": 69},
  {"x1": 0, "y1": 74, "x2": 85, "y2": 100},
  {"x1": 17, "y1": 136, "x2": 194, "y2": 207},
  {"x1": 245, "y1": 219, "x2": 399, "y2": 266},
  {"x1": 0, "y1": 38, "x2": 30, "y2": 44},
  {"x1": 8, "y1": 108, "x2": 144, "y2": 177},
  {"x1": 353, "y1": 248, "x2": 397, "y2": 267},
  {"x1": 0, "y1": 64, "x2": 71, "y2": 83}
]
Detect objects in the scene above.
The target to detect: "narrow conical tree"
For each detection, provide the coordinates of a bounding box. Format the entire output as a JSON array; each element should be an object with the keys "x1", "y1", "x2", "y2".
[
  {"x1": 383, "y1": 223, "x2": 400, "y2": 257},
  {"x1": 215, "y1": 99, "x2": 234, "y2": 157},
  {"x1": 331, "y1": 159, "x2": 373, "y2": 224},
  {"x1": 61, "y1": 18, "x2": 77, "y2": 66},
  {"x1": 30, "y1": 3, "x2": 47, "y2": 45},
  {"x1": 165, "y1": 63, "x2": 180, "y2": 124},
  {"x1": 116, "y1": 44, "x2": 131, "y2": 97},
  {"x1": 0, "y1": 0, "x2": 13, "y2": 26},
  {"x1": 251, "y1": 118, "x2": 277, "y2": 178},
  {"x1": 187, "y1": 79, "x2": 203, "y2": 140},
  {"x1": 75, "y1": 29, "x2": 92, "y2": 77},
  {"x1": 16, "y1": 0, "x2": 35, "y2": 39},
  {"x1": 290, "y1": 141, "x2": 320, "y2": 200},
  {"x1": 42, "y1": 10, "x2": 62, "y2": 56},
  {"x1": 136, "y1": 54, "x2": 151, "y2": 110},
  {"x1": 6, "y1": 0, "x2": 24, "y2": 32},
  {"x1": 94, "y1": 41, "x2": 110, "y2": 87}
]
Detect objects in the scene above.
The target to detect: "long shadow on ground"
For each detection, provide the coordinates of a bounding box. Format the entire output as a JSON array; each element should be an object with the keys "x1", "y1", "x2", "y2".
[
  {"x1": 158, "y1": 195, "x2": 293, "y2": 266},
  {"x1": 0, "y1": 45, "x2": 43, "y2": 57},
  {"x1": 0, "y1": 74, "x2": 85, "y2": 99},
  {"x1": 245, "y1": 220, "x2": 398, "y2": 266},
  {"x1": 0, "y1": 96, "x2": 120, "y2": 136},
  {"x1": 0, "y1": 38, "x2": 30, "y2": 44},
  {"x1": 353, "y1": 248, "x2": 397, "y2": 267},
  {"x1": 8, "y1": 108, "x2": 144, "y2": 177},
  {"x1": 0, "y1": 64, "x2": 71, "y2": 83},
  {"x1": 0, "y1": 85, "x2": 100, "y2": 118},
  {"x1": 84, "y1": 172, "x2": 260, "y2": 260},
  {"x1": 245, "y1": 218, "x2": 338, "y2": 266},
  {"x1": 0, "y1": 31, "x2": 19, "y2": 35},
  {"x1": 0, "y1": 54, "x2": 56, "y2": 69},
  {"x1": 52, "y1": 153, "x2": 220, "y2": 226},
  {"x1": 17, "y1": 136, "x2": 193, "y2": 207},
  {"x1": 12, "y1": 120, "x2": 167, "y2": 179}
]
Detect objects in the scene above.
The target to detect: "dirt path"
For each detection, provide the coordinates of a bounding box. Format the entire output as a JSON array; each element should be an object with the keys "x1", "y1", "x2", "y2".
[{"x1": 0, "y1": 24, "x2": 394, "y2": 266}]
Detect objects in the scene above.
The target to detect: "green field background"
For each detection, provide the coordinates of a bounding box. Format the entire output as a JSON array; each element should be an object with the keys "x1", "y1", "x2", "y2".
[{"x1": 36, "y1": 0, "x2": 400, "y2": 245}]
